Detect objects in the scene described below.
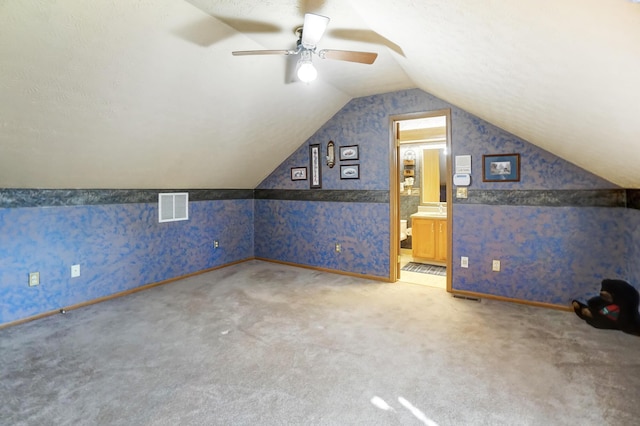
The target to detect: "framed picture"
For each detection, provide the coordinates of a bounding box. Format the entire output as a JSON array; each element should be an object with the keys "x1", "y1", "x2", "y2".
[
  {"x1": 339, "y1": 145, "x2": 359, "y2": 161},
  {"x1": 482, "y1": 153, "x2": 520, "y2": 182},
  {"x1": 290, "y1": 167, "x2": 307, "y2": 181},
  {"x1": 309, "y1": 144, "x2": 322, "y2": 188},
  {"x1": 340, "y1": 164, "x2": 360, "y2": 180}
]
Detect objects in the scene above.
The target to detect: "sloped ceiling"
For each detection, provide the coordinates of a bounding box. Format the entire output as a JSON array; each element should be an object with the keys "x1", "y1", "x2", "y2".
[{"x1": 1, "y1": 0, "x2": 638, "y2": 189}]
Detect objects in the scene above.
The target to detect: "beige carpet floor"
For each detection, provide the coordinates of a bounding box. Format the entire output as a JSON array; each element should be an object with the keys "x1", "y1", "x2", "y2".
[{"x1": 1, "y1": 260, "x2": 639, "y2": 425}]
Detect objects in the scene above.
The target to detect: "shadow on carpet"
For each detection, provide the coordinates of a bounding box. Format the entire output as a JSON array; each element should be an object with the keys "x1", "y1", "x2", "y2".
[{"x1": 402, "y1": 262, "x2": 446, "y2": 276}]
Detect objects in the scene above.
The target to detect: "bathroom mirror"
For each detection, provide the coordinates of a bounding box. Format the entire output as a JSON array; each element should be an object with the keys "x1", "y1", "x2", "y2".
[
  {"x1": 397, "y1": 115, "x2": 447, "y2": 204},
  {"x1": 421, "y1": 147, "x2": 447, "y2": 203},
  {"x1": 398, "y1": 146, "x2": 446, "y2": 202}
]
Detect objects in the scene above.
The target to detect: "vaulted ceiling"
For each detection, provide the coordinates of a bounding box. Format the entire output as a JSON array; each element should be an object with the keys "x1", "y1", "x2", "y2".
[{"x1": 1, "y1": 0, "x2": 639, "y2": 189}]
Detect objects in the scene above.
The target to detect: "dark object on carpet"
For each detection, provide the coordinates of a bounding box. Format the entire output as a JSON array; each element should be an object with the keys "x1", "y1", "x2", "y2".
[
  {"x1": 402, "y1": 262, "x2": 446, "y2": 276},
  {"x1": 572, "y1": 279, "x2": 640, "y2": 336}
]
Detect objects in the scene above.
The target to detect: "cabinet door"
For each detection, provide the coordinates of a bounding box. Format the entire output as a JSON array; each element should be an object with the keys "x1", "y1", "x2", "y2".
[
  {"x1": 412, "y1": 218, "x2": 436, "y2": 259},
  {"x1": 435, "y1": 219, "x2": 447, "y2": 262}
]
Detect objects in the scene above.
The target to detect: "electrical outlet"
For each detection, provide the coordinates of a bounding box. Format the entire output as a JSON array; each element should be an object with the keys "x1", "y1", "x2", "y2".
[
  {"x1": 214, "y1": 240, "x2": 219, "y2": 249},
  {"x1": 71, "y1": 264, "x2": 80, "y2": 278},
  {"x1": 461, "y1": 256, "x2": 469, "y2": 268},
  {"x1": 492, "y1": 260, "x2": 501, "y2": 272},
  {"x1": 29, "y1": 272, "x2": 40, "y2": 287},
  {"x1": 335, "y1": 243, "x2": 342, "y2": 253}
]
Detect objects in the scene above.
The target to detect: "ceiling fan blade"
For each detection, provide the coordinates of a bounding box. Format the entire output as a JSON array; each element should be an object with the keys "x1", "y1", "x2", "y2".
[
  {"x1": 214, "y1": 17, "x2": 281, "y2": 34},
  {"x1": 172, "y1": 17, "x2": 237, "y2": 47},
  {"x1": 232, "y1": 50, "x2": 294, "y2": 56},
  {"x1": 329, "y1": 29, "x2": 405, "y2": 57},
  {"x1": 301, "y1": 13, "x2": 329, "y2": 48},
  {"x1": 318, "y1": 49, "x2": 378, "y2": 64},
  {"x1": 299, "y1": 0, "x2": 327, "y2": 14}
]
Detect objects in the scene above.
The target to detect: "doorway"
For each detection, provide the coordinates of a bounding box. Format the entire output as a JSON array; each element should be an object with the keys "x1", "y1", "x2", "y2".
[{"x1": 390, "y1": 109, "x2": 452, "y2": 290}]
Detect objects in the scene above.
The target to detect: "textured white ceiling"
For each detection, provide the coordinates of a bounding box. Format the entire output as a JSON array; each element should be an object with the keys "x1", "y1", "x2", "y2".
[
  {"x1": 348, "y1": 0, "x2": 640, "y2": 187},
  {"x1": 0, "y1": 0, "x2": 638, "y2": 188}
]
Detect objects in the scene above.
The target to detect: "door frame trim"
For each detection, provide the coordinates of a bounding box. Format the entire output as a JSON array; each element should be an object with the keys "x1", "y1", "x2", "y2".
[{"x1": 389, "y1": 109, "x2": 453, "y2": 292}]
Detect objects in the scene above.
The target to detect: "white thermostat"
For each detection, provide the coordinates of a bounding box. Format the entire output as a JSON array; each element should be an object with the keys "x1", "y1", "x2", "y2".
[{"x1": 453, "y1": 173, "x2": 471, "y2": 186}]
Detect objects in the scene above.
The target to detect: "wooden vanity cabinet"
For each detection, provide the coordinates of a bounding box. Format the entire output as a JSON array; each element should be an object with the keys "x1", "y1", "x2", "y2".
[
  {"x1": 412, "y1": 218, "x2": 436, "y2": 259},
  {"x1": 412, "y1": 217, "x2": 447, "y2": 262},
  {"x1": 435, "y1": 219, "x2": 447, "y2": 262}
]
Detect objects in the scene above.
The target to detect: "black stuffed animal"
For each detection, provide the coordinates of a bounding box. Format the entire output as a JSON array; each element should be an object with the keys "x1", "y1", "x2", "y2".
[{"x1": 572, "y1": 279, "x2": 640, "y2": 336}]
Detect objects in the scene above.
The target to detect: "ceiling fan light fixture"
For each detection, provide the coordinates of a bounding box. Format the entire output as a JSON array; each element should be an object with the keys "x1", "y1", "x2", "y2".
[
  {"x1": 300, "y1": 13, "x2": 330, "y2": 48},
  {"x1": 297, "y1": 62, "x2": 317, "y2": 83},
  {"x1": 296, "y1": 50, "x2": 317, "y2": 83},
  {"x1": 231, "y1": 13, "x2": 377, "y2": 83}
]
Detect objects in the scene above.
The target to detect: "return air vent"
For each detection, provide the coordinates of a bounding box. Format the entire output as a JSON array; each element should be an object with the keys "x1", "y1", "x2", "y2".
[{"x1": 158, "y1": 192, "x2": 189, "y2": 223}]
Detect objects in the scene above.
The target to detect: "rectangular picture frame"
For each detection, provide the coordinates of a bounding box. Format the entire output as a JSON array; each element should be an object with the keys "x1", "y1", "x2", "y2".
[
  {"x1": 482, "y1": 153, "x2": 520, "y2": 182},
  {"x1": 340, "y1": 164, "x2": 360, "y2": 180},
  {"x1": 290, "y1": 167, "x2": 307, "y2": 181},
  {"x1": 309, "y1": 144, "x2": 322, "y2": 188},
  {"x1": 339, "y1": 145, "x2": 359, "y2": 161}
]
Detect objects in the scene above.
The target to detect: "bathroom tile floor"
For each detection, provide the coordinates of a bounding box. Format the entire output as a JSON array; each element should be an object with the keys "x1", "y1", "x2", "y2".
[{"x1": 399, "y1": 250, "x2": 446, "y2": 289}]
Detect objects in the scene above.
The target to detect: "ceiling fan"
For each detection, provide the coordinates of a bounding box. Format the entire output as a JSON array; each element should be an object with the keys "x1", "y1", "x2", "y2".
[{"x1": 232, "y1": 13, "x2": 378, "y2": 83}]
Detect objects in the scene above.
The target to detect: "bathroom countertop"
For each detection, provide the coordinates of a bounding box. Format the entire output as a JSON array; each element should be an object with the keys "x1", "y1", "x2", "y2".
[
  {"x1": 410, "y1": 212, "x2": 447, "y2": 219},
  {"x1": 411, "y1": 203, "x2": 447, "y2": 219}
]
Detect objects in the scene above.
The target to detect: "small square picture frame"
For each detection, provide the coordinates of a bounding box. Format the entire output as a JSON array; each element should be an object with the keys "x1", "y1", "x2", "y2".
[
  {"x1": 482, "y1": 153, "x2": 520, "y2": 182},
  {"x1": 290, "y1": 167, "x2": 307, "y2": 181},
  {"x1": 340, "y1": 164, "x2": 360, "y2": 180},
  {"x1": 339, "y1": 145, "x2": 359, "y2": 161}
]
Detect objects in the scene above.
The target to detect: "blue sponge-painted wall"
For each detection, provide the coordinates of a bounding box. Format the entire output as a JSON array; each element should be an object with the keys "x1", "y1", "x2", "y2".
[
  {"x1": 0, "y1": 199, "x2": 254, "y2": 324},
  {"x1": 626, "y1": 208, "x2": 640, "y2": 287},
  {"x1": 255, "y1": 199, "x2": 389, "y2": 277},
  {"x1": 452, "y1": 205, "x2": 627, "y2": 304},
  {"x1": 256, "y1": 88, "x2": 635, "y2": 305},
  {"x1": 2, "y1": 88, "x2": 638, "y2": 326}
]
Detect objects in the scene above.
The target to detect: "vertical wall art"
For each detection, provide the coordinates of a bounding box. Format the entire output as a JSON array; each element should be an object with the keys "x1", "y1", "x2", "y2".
[
  {"x1": 309, "y1": 144, "x2": 322, "y2": 188},
  {"x1": 326, "y1": 141, "x2": 335, "y2": 168}
]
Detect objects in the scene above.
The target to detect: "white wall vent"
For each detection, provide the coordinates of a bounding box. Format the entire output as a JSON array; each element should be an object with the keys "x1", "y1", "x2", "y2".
[{"x1": 158, "y1": 192, "x2": 189, "y2": 223}]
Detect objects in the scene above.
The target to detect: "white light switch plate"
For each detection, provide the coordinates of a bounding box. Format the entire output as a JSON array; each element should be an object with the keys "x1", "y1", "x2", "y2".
[{"x1": 71, "y1": 264, "x2": 80, "y2": 278}]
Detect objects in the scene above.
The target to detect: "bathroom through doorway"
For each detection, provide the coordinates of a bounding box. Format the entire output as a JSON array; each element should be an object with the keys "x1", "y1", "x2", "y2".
[{"x1": 390, "y1": 109, "x2": 452, "y2": 290}]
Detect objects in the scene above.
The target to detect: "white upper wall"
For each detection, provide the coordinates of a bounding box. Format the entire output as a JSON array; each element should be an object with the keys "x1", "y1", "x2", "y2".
[{"x1": 1, "y1": 0, "x2": 638, "y2": 188}]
